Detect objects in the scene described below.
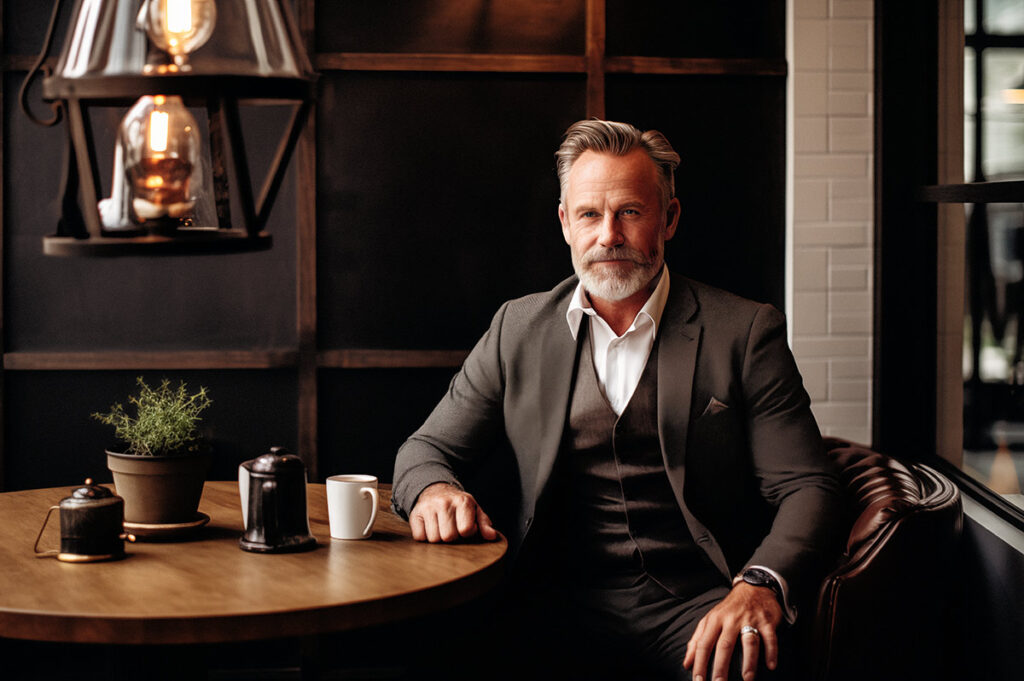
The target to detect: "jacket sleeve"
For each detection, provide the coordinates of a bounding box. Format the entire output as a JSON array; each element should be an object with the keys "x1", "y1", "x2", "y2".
[
  {"x1": 391, "y1": 302, "x2": 509, "y2": 519},
  {"x1": 740, "y1": 304, "x2": 842, "y2": 603}
]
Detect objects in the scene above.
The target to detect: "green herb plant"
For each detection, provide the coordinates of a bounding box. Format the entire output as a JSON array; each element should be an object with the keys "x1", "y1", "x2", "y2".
[{"x1": 92, "y1": 377, "x2": 212, "y2": 456}]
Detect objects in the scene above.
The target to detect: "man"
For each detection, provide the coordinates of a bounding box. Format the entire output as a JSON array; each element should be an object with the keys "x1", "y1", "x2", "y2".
[{"x1": 392, "y1": 120, "x2": 840, "y2": 681}]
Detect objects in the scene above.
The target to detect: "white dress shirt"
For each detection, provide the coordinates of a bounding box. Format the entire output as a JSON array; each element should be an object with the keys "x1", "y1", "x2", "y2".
[{"x1": 566, "y1": 268, "x2": 671, "y2": 415}]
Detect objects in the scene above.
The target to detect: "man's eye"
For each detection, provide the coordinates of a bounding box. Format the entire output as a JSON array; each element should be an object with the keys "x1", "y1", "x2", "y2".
[
  {"x1": 620, "y1": 209, "x2": 639, "y2": 216},
  {"x1": 581, "y1": 211, "x2": 599, "y2": 219}
]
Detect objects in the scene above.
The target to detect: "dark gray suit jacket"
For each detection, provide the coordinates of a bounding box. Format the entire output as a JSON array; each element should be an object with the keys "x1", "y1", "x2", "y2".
[{"x1": 393, "y1": 273, "x2": 840, "y2": 602}]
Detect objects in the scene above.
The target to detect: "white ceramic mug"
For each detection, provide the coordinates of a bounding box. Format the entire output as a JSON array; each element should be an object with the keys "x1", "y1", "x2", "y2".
[
  {"x1": 326, "y1": 474, "x2": 379, "y2": 540},
  {"x1": 238, "y1": 463, "x2": 252, "y2": 530}
]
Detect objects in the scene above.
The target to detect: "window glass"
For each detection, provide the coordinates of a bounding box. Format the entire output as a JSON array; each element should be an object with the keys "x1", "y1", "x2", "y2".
[
  {"x1": 960, "y1": 4, "x2": 1024, "y2": 514},
  {"x1": 967, "y1": 47, "x2": 977, "y2": 182},
  {"x1": 963, "y1": 202, "x2": 1024, "y2": 512},
  {"x1": 982, "y1": 49, "x2": 1024, "y2": 180},
  {"x1": 985, "y1": 0, "x2": 1024, "y2": 35}
]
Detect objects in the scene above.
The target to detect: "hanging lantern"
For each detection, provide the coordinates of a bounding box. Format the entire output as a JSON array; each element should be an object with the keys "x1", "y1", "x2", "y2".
[{"x1": 20, "y1": 0, "x2": 315, "y2": 256}]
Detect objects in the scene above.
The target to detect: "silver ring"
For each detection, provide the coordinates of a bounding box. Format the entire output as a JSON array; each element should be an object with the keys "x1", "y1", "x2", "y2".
[{"x1": 740, "y1": 625, "x2": 760, "y2": 638}]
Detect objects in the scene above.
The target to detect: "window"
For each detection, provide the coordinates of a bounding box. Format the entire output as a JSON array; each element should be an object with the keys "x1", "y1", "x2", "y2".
[{"x1": 959, "y1": 0, "x2": 1024, "y2": 512}]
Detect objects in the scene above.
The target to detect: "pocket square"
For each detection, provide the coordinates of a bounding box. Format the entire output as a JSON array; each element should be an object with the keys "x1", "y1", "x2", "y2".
[{"x1": 701, "y1": 396, "x2": 730, "y2": 417}]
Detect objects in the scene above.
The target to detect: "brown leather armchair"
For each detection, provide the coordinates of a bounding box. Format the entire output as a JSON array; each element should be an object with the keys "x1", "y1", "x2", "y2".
[{"x1": 803, "y1": 437, "x2": 963, "y2": 681}]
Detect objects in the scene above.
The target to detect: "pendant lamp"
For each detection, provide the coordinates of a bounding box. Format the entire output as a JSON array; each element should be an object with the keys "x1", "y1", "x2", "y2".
[{"x1": 20, "y1": 0, "x2": 315, "y2": 256}]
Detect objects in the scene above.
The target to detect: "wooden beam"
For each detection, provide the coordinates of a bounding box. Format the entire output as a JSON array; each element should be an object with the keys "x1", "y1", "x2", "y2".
[
  {"x1": 7, "y1": 53, "x2": 787, "y2": 78},
  {"x1": 919, "y1": 180, "x2": 1024, "y2": 203},
  {"x1": 2, "y1": 351, "x2": 300, "y2": 371},
  {"x1": 318, "y1": 349, "x2": 468, "y2": 369},
  {"x1": 295, "y1": 0, "x2": 319, "y2": 479},
  {"x1": 1, "y1": 10, "x2": 6, "y2": 491},
  {"x1": 315, "y1": 53, "x2": 585, "y2": 74},
  {"x1": 605, "y1": 56, "x2": 788, "y2": 76},
  {"x1": 585, "y1": 0, "x2": 606, "y2": 118}
]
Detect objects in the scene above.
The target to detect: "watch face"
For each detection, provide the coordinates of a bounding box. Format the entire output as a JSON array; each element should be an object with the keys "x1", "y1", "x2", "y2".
[{"x1": 743, "y1": 568, "x2": 772, "y2": 587}]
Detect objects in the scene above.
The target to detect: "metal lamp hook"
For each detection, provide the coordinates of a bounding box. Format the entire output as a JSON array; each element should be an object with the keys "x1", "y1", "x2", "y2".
[{"x1": 18, "y1": 0, "x2": 68, "y2": 128}]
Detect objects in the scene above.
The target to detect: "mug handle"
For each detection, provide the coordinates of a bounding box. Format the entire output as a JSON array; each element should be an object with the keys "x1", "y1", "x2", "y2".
[
  {"x1": 360, "y1": 487, "x2": 379, "y2": 537},
  {"x1": 33, "y1": 505, "x2": 60, "y2": 557}
]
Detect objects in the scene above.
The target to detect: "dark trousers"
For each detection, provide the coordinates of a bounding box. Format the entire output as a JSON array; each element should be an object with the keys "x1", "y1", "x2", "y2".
[{"x1": 442, "y1": 572, "x2": 790, "y2": 681}]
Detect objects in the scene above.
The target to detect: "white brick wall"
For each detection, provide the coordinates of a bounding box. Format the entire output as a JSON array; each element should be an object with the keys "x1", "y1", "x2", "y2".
[{"x1": 790, "y1": 0, "x2": 874, "y2": 444}]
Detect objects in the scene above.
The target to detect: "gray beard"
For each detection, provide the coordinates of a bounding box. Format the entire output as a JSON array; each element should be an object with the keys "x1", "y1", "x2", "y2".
[{"x1": 572, "y1": 244, "x2": 663, "y2": 302}]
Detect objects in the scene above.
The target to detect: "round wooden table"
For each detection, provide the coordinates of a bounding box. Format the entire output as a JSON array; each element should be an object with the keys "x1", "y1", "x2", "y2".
[{"x1": 0, "y1": 481, "x2": 507, "y2": 644}]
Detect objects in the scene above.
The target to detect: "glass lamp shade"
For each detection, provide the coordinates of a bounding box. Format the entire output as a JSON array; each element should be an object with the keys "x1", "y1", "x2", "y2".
[{"x1": 46, "y1": 0, "x2": 313, "y2": 98}]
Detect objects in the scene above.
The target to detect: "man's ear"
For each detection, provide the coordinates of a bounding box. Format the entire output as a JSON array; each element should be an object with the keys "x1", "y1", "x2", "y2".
[
  {"x1": 558, "y1": 204, "x2": 571, "y2": 244},
  {"x1": 664, "y1": 198, "x2": 681, "y2": 241}
]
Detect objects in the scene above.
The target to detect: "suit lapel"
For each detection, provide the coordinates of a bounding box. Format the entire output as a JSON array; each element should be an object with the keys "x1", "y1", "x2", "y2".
[
  {"x1": 657, "y1": 278, "x2": 732, "y2": 579},
  {"x1": 657, "y1": 279, "x2": 700, "y2": 474},
  {"x1": 529, "y1": 293, "x2": 580, "y2": 511}
]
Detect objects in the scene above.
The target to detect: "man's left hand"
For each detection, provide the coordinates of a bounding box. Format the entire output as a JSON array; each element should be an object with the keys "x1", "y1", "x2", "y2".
[{"x1": 683, "y1": 582, "x2": 783, "y2": 681}]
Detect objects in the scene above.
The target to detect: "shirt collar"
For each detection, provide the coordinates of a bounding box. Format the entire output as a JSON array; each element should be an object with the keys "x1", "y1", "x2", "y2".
[{"x1": 566, "y1": 266, "x2": 671, "y2": 340}]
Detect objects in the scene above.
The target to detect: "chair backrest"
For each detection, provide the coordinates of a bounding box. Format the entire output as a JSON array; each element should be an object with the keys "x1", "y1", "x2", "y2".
[{"x1": 806, "y1": 437, "x2": 962, "y2": 681}]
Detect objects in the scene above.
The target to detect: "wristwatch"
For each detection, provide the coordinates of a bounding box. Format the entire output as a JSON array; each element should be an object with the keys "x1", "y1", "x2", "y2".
[{"x1": 740, "y1": 567, "x2": 783, "y2": 601}]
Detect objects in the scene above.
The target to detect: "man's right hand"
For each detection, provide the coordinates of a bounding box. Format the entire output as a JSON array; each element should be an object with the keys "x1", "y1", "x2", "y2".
[{"x1": 409, "y1": 482, "x2": 499, "y2": 543}]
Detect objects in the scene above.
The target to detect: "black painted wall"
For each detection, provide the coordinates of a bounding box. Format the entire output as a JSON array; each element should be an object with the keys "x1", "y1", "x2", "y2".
[{"x1": 2, "y1": 1, "x2": 786, "y2": 493}]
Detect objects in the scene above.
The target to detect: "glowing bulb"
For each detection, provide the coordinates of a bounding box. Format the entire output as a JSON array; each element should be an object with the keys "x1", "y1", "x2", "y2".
[
  {"x1": 139, "y1": 0, "x2": 217, "y2": 66},
  {"x1": 166, "y1": 0, "x2": 192, "y2": 35},
  {"x1": 120, "y1": 95, "x2": 201, "y2": 223},
  {"x1": 149, "y1": 111, "x2": 169, "y2": 153}
]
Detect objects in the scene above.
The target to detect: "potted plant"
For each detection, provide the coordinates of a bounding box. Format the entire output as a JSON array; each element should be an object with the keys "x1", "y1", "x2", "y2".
[{"x1": 93, "y1": 377, "x2": 213, "y2": 525}]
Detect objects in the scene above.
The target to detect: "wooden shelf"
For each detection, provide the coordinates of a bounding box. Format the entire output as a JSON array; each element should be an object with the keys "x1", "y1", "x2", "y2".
[
  {"x1": 315, "y1": 52, "x2": 585, "y2": 74},
  {"x1": 318, "y1": 349, "x2": 468, "y2": 369},
  {"x1": 2, "y1": 349, "x2": 469, "y2": 371},
  {"x1": 604, "y1": 56, "x2": 786, "y2": 76},
  {"x1": 919, "y1": 180, "x2": 1024, "y2": 203},
  {"x1": 10, "y1": 53, "x2": 788, "y2": 78},
  {"x1": 313, "y1": 53, "x2": 786, "y2": 76},
  {"x1": 2, "y1": 351, "x2": 301, "y2": 371}
]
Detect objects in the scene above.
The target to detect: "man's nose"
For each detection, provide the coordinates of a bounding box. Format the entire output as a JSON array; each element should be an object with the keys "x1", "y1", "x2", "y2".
[{"x1": 597, "y1": 215, "x2": 624, "y2": 247}]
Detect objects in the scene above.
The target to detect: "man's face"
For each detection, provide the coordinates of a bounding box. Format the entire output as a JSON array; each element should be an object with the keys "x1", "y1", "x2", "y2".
[{"x1": 558, "y1": 149, "x2": 680, "y2": 303}]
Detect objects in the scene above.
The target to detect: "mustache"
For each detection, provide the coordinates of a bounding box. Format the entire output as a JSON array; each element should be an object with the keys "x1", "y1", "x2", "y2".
[{"x1": 581, "y1": 246, "x2": 654, "y2": 267}]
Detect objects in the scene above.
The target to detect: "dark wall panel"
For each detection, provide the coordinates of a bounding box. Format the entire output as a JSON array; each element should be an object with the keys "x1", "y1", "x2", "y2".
[
  {"x1": 316, "y1": 0, "x2": 585, "y2": 54},
  {"x1": 4, "y1": 370, "x2": 297, "y2": 490},
  {"x1": 318, "y1": 367, "x2": 458, "y2": 483},
  {"x1": 606, "y1": 0, "x2": 785, "y2": 59},
  {"x1": 317, "y1": 72, "x2": 584, "y2": 349},
  {"x1": 3, "y1": 79, "x2": 299, "y2": 352},
  {"x1": 607, "y1": 75, "x2": 787, "y2": 308},
  {"x1": 3, "y1": 0, "x2": 71, "y2": 57}
]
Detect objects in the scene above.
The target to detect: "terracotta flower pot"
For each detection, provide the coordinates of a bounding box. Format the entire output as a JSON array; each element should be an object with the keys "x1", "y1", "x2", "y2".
[{"x1": 106, "y1": 449, "x2": 210, "y2": 524}]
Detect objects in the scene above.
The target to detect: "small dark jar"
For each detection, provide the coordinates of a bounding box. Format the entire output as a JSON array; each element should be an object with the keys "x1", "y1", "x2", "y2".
[{"x1": 34, "y1": 479, "x2": 134, "y2": 562}]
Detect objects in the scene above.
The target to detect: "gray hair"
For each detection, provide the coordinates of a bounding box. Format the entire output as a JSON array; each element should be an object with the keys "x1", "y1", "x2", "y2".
[{"x1": 555, "y1": 119, "x2": 680, "y2": 208}]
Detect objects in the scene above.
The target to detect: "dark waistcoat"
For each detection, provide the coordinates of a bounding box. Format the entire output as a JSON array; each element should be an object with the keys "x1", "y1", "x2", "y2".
[{"x1": 559, "y1": 324, "x2": 722, "y2": 600}]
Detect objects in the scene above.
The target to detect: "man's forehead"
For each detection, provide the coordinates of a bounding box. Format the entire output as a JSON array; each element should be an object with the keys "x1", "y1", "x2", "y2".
[{"x1": 564, "y1": 149, "x2": 660, "y2": 200}]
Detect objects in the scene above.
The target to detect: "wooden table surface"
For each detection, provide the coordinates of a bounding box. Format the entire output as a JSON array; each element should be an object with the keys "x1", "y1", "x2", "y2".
[{"x1": 0, "y1": 481, "x2": 507, "y2": 645}]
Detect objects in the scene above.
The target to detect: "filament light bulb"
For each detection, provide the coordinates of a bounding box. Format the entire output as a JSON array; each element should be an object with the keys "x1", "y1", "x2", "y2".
[
  {"x1": 119, "y1": 95, "x2": 201, "y2": 225},
  {"x1": 149, "y1": 111, "x2": 169, "y2": 153},
  {"x1": 139, "y1": 0, "x2": 217, "y2": 67}
]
